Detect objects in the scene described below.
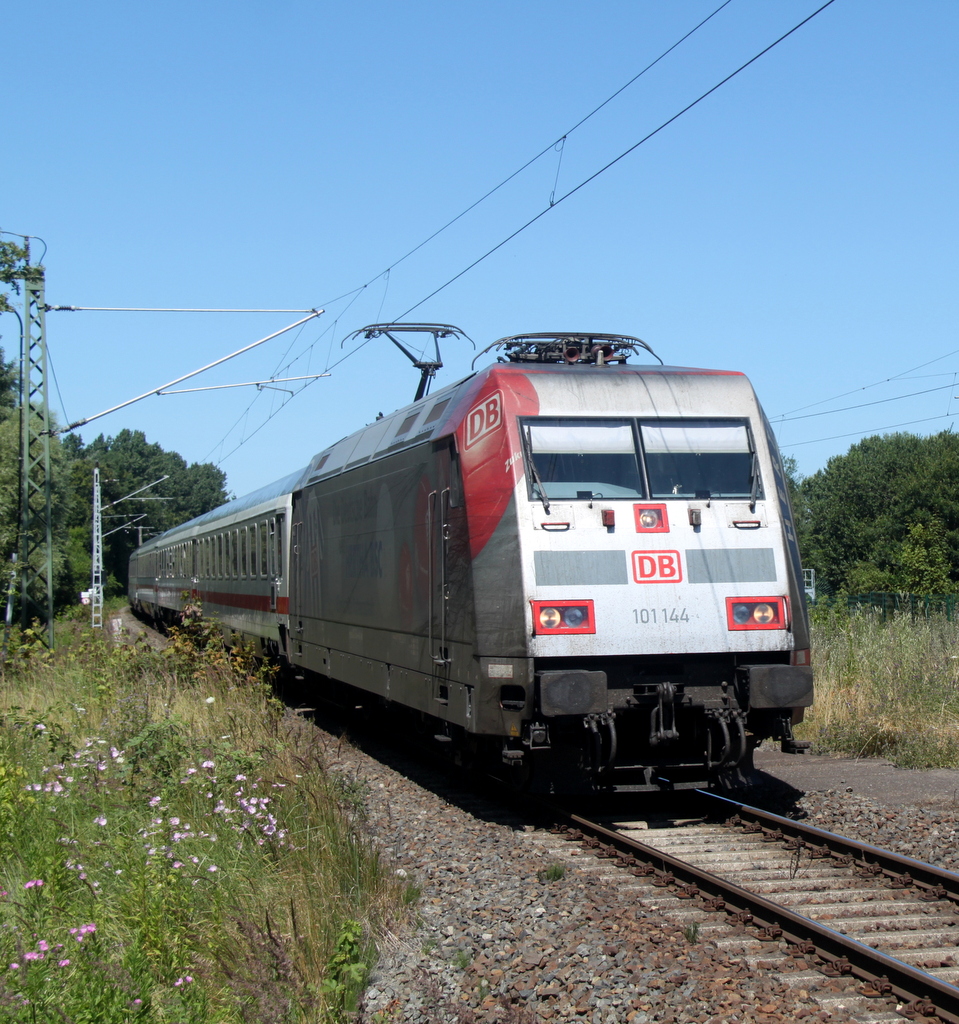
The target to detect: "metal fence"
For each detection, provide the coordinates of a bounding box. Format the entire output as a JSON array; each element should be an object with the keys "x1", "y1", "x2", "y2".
[{"x1": 846, "y1": 592, "x2": 959, "y2": 620}]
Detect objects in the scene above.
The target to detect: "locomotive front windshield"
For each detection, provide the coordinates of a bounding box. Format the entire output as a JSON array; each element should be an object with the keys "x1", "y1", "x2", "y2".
[
  {"x1": 641, "y1": 420, "x2": 756, "y2": 499},
  {"x1": 523, "y1": 417, "x2": 760, "y2": 501},
  {"x1": 524, "y1": 419, "x2": 644, "y2": 500}
]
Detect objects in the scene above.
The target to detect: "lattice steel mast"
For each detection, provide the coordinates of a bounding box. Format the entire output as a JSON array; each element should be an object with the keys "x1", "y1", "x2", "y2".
[{"x1": 18, "y1": 265, "x2": 54, "y2": 644}]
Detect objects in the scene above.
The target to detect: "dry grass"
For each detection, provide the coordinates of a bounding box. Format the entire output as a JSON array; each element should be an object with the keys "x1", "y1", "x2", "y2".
[{"x1": 797, "y1": 606, "x2": 959, "y2": 768}]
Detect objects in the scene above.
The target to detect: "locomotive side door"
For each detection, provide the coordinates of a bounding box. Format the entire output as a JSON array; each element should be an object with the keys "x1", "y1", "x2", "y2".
[
  {"x1": 427, "y1": 484, "x2": 451, "y2": 669},
  {"x1": 289, "y1": 513, "x2": 302, "y2": 638},
  {"x1": 426, "y1": 441, "x2": 468, "y2": 709},
  {"x1": 269, "y1": 513, "x2": 284, "y2": 613}
]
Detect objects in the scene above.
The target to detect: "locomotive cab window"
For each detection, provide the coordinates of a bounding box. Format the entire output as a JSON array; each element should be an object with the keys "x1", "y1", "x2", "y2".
[
  {"x1": 522, "y1": 418, "x2": 643, "y2": 500},
  {"x1": 640, "y1": 420, "x2": 760, "y2": 500}
]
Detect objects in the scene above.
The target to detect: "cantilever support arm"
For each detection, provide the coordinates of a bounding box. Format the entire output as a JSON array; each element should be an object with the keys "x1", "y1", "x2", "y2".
[{"x1": 54, "y1": 310, "x2": 324, "y2": 434}]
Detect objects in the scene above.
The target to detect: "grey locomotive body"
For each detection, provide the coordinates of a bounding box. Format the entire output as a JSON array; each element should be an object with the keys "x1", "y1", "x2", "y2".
[{"x1": 131, "y1": 334, "x2": 812, "y2": 793}]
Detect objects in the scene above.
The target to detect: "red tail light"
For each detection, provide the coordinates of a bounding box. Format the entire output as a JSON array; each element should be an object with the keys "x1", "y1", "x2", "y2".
[
  {"x1": 531, "y1": 600, "x2": 595, "y2": 635},
  {"x1": 726, "y1": 596, "x2": 788, "y2": 631}
]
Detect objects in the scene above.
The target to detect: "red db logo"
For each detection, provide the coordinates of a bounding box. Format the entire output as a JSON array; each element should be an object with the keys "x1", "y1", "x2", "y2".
[
  {"x1": 465, "y1": 391, "x2": 503, "y2": 449},
  {"x1": 632, "y1": 550, "x2": 683, "y2": 584}
]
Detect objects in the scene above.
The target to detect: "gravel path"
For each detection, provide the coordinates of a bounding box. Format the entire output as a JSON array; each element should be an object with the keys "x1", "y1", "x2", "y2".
[{"x1": 312, "y1": 726, "x2": 877, "y2": 1024}]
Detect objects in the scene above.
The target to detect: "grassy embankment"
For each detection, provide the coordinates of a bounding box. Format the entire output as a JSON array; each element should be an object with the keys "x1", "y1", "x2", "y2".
[
  {"x1": 0, "y1": 613, "x2": 411, "y2": 1023},
  {"x1": 798, "y1": 606, "x2": 959, "y2": 769}
]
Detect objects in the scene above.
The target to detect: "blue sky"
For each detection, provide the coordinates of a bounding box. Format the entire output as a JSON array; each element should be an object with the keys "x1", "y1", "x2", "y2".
[{"x1": 3, "y1": 0, "x2": 959, "y2": 505}]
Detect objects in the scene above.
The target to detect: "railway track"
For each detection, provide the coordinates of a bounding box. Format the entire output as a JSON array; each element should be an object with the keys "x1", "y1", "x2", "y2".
[{"x1": 536, "y1": 792, "x2": 959, "y2": 1023}]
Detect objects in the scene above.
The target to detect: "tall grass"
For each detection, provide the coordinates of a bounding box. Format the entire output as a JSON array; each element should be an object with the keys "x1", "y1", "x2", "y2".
[
  {"x1": 798, "y1": 606, "x2": 959, "y2": 768},
  {"x1": 0, "y1": 618, "x2": 409, "y2": 1023}
]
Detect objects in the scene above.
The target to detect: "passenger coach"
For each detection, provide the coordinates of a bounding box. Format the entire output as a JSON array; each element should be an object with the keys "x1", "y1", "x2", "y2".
[{"x1": 130, "y1": 330, "x2": 813, "y2": 793}]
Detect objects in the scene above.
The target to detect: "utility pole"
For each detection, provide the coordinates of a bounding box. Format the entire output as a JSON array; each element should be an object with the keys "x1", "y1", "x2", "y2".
[
  {"x1": 91, "y1": 465, "x2": 103, "y2": 629},
  {"x1": 90, "y1": 473, "x2": 169, "y2": 628},
  {"x1": 18, "y1": 260, "x2": 54, "y2": 645}
]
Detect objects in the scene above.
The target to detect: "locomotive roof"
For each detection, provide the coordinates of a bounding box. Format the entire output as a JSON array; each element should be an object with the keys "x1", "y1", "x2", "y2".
[{"x1": 139, "y1": 359, "x2": 749, "y2": 549}]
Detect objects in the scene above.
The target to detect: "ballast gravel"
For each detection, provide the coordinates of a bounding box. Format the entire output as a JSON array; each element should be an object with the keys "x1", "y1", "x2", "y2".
[{"x1": 313, "y1": 726, "x2": 872, "y2": 1024}]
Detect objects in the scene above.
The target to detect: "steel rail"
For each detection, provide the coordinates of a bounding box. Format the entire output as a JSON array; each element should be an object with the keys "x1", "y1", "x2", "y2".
[
  {"x1": 551, "y1": 805, "x2": 959, "y2": 1024},
  {"x1": 702, "y1": 790, "x2": 959, "y2": 901}
]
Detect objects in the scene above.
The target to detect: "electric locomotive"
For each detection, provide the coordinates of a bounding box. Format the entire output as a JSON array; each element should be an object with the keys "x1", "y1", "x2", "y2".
[{"x1": 129, "y1": 329, "x2": 812, "y2": 793}]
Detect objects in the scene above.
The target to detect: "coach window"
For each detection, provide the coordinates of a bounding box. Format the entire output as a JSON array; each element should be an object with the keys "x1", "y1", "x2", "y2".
[
  {"x1": 639, "y1": 420, "x2": 759, "y2": 500},
  {"x1": 522, "y1": 418, "x2": 644, "y2": 501}
]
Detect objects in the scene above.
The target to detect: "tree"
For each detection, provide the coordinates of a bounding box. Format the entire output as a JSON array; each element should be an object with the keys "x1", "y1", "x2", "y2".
[
  {"x1": 0, "y1": 347, "x2": 15, "y2": 414},
  {"x1": 799, "y1": 431, "x2": 959, "y2": 594},
  {"x1": 63, "y1": 429, "x2": 228, "y2": 598},
  {"x1": 0, "y1": 238, "x2": 43, "y2": 319}
]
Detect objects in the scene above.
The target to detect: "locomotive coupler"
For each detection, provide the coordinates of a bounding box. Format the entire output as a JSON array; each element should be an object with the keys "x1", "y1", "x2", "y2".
[
  {"x1": 584, "y1": 712, "x2": 618, "y2": 771},
  {"x1": 704, "y1": 707, "x2": 747, "y2": 769},
  {"x1": 649, "y1": 682, "x2": 680, "y2": 747}
]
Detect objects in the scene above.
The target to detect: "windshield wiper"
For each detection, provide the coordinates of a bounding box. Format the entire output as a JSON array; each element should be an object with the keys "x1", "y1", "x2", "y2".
[{"x1": 523, "y1": 426, "x2": 551, "y2": 515}]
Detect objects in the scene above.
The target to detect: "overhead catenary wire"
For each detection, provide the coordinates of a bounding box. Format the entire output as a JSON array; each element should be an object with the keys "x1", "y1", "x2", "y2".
[
  {"x1": 391, "y1": 0, "x2": 839, "y2": 322},
  {"x1": 47, "y1": 306, "x2": 322, "y2": 313},
  {"x1": 780, "y1": 414, "x2": 954, "y2": 449},
  {"x1": 774, "y1": 381, "x2": 957, "y2": 423},
  {"x1": 775, "y1": 346, "x2": 959, "y2": 419},
  {"x1": 204, "y1": 1, "x2": 836, "y2": 473},
  {"x1": 23, "y1": 3, "x2": 746, "y2": 473},
  {"x1": 326, "y1": 0, "x2": 736, "y2": 303}
]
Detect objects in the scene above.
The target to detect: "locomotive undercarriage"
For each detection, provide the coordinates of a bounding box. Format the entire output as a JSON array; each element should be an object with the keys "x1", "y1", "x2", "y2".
[
  {"x1": 495, "y1": 653, "x2": 810, "y2": 794},
  {"x1": 270, "y1": 634, "x2": 810, "y2": 795}
]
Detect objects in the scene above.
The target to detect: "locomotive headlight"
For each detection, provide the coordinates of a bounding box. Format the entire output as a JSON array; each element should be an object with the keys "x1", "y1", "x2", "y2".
[
  {"x1": 538, "y1": 607, "x2": 562, "y2": 630},
  {"x1": 562, "y1": 606, "x2": 586, "y2": 627},
  {"x1": 726, "y1": 596, "x2": 787, "y2": 630},
  {"x1": 532, "y1": 600, "x2": 596, "y2": 635},
  {"x1": 752, "y1": 603, "x2": 775, "y2": 624},
  {"x1": 633, "y1": 504, "x2": 669, "y2": 532},
  {"x1": 732, "y1": 603, "x2": 752, "y2": 625}
]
